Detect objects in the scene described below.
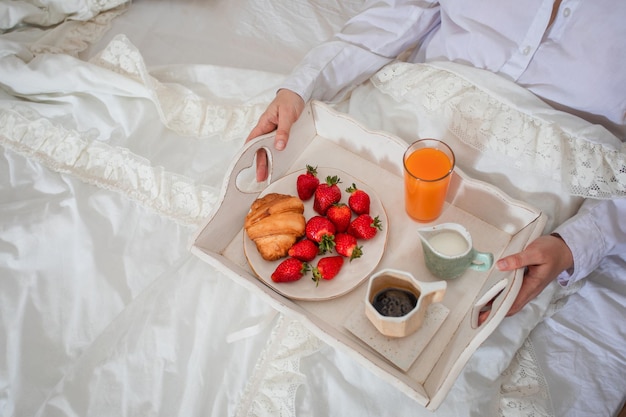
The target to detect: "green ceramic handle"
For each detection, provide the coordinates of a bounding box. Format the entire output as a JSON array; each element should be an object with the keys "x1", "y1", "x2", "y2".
[{"x1": 470, "y1": 251, "x2": 494, "y2": 272}]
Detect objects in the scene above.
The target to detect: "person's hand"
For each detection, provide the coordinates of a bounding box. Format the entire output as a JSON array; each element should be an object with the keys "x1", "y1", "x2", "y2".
[
  {"x1": 245, "y1": 89, "x2": 305, "y2": 182},
  {"x1": 496, "y1": 234, "x2": 574, "y2": 317}
]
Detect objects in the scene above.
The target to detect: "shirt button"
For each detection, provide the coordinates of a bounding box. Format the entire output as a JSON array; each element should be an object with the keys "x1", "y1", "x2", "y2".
[
  {"x1": 563, "y1": 7, "x2": 571, "y2": 17},
  {"x1": 522, "y1": 46, "x2": 531, "y2": 55}
]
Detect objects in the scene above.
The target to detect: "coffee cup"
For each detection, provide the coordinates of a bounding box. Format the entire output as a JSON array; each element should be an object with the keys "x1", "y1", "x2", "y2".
[
  {"x1": 417, "y1": 223, "x2": 493, "y2": 280},
  {"x1": 365, "y1": 269, "x2": 446, "y2": 338}
]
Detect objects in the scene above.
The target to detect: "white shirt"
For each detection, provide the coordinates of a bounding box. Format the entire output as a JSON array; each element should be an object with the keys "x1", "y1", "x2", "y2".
[
  {"x1": 280, "y1": 0, "x2": 626, "y2": 287},
  {"x1": 283, "y1": 0, "x2": 626, "y2": 139}
]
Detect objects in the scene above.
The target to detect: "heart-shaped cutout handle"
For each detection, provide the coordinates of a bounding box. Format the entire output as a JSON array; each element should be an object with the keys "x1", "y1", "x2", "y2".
[{"x1": 234, "y1": 146, "x2": 273, "y2": 194}]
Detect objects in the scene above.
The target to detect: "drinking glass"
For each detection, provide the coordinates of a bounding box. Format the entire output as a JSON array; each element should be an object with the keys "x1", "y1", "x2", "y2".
[{"x1": 403, "y1": 139, "x2": 455, "y2": 222}]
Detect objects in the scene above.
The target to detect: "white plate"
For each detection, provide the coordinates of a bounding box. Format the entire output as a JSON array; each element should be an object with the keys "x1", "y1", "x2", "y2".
[{"x1": 244, "y1": 167, "x2": 388, "y2": 301}]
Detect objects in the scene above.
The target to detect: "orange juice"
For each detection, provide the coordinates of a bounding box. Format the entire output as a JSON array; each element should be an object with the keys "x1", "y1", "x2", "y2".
[{"x1": 403, "y1": 141, "x2": 454, "y2": 222}]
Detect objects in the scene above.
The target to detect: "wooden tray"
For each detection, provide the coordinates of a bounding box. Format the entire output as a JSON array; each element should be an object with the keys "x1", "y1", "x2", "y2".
[{"x1": 190, "y1": 101, "x2": 546, "y2": 410}]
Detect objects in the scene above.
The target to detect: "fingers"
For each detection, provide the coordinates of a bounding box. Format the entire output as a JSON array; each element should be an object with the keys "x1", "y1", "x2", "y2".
[
  {"x1": 274, "y1": 122, "x2": 290, "y2": 151},
  {"x1": 247, "y1": 90, "x2": 304, "y2": 143},
  {"x1": 273, "y1": 90, "x2": 304, "y2": 151},
  {"x1": 496, "y1": 236, "x2": 551, "y2": 272},
  {"x1": 246, "y1": 104, "x2": 279, "y2": 182},
  {"x1": 478, "y1": 308, "x2": 491, "y2": 326},
  {"x1": 496, "y1": 250, "x2": 532, "y2": 271},
  {"x1": 246, "y1": 114, "x2": 277, "y2": 143},
  {"x1": 498, "y1": 234, "x2": 573, "y2": 274},
  {"x1": 505, "y1": 268, "x2": 551, "y2": 316},
  {"x1": 255, "y1": 149, "x2": 268, "y2": 182},
  {"x1": 247, "y1": 114, "x2": 275, "y2": 182},
  {"x1": 273, "y1": 101, "x2": 293, "y2": 151},
  {"x1": 245, "y1": 89, "x2": 305, "y2": 182},
  {"x1": 497, "y1": 234, "x2": 574, "y2": 317}
]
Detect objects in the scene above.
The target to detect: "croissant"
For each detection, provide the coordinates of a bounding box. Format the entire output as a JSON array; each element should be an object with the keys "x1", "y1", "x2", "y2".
[{"x1": 244, "y1": 193, "x2": 305, "y2": 261}]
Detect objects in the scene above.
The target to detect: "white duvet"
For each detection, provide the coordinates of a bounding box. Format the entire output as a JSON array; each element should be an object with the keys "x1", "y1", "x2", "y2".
[{"x1": 1, "y1": 1, "x2": 624, "y2": 416}]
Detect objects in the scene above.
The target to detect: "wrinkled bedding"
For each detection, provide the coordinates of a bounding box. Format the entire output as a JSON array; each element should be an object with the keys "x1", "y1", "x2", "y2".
[{"x1": 1, "y1": 1, "x2": 624, "y2": 416}]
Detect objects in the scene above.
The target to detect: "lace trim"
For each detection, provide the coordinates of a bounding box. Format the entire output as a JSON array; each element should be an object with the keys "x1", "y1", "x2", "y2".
[
  {"x1": 90, "y1": 35, "x2": 267, "y2": 140},
  {"x1": 29, "y1": 4, "x2": 131, "y2": 57},
  {"x1": 499, "y1": 338, "x2": 554, "y2": 417},
  {"x1": 0, "y1": 106, "x2": 217, "y2": 226},
  {"x1": 234, "y1": 314, "x2": 322, "y2": 417},
  {"x1": 371, "y1": 62, "x2": 626, "y2": 199}
]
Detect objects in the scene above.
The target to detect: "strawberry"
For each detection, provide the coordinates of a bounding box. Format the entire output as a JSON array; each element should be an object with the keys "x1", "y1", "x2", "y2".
[
  {"x1": 326, "y1": 203, "x2": 352, "y2": 233},
  {"x1": 296, "y1": 165, "x2": 319, "y2": 201},
  {"x1": 312, "y1": 256, "x2": 344, "y2": 285},
  {"x1": 313, "y1": 175, "x2": 342, "y2": 215},
  {"x1": 348, "y1": 214, "x2": 382, "y2": 240},
  {"x1": 334, "y1": 232, "x2": 363, "y2": 261},
  {"x1": 346, "y1": 183, "x2": 370, "y2": 215},
  {"x1": 305, "y1": 216, "x2": 336, "y2": 254},
  {"x1": 288, "y1": 238, "x2": 319, "y2": 262},
  {"x1": 271, "y1": 258, "x2": 310, "y2": 283}
]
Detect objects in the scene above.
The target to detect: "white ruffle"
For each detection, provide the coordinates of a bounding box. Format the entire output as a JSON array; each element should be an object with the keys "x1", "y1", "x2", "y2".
[
  {"x1": 90, "y1": 35, "x2": 268, "y2": 140},
  {"x1": 29, "y1": 4, "x2": 130, "y2": 56},
  {"x1": 1, "y1": 0, "x2": 130, "y2": 30},
  {"x1": 371, "y1": 62, "x2": 626, "y2": 199},
  {"x1": 234, "y1": 315, "x2": 322, "y2": 417},
  {"x1": 0, "y1": 35, "x2": 273, "y2": 225},
  {"x1": 1, "y1": 0, "x2": 131, "y2": 59},
  {"x1": 0, "y1": 106, "x2": 217, "y2": 225}
]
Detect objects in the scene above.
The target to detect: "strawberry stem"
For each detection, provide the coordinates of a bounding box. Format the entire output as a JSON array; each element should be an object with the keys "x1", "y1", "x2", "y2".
[
  {"x1": 346, "y1": 183, "x2": 358, "y2": 193},
  {"x1": 325, "y1": 175, "x2": 341, "y2": 186},
  {"x1": 318, "y1": 234, "x2": 336, "y2": 254}
]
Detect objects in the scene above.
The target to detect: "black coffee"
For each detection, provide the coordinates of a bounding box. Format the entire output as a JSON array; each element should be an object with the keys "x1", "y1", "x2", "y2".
[{"x1": 372, "y1": 288, "x2": 419, "y2": 317}]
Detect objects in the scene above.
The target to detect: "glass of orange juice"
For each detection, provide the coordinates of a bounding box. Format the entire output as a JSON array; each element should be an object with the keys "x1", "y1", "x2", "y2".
[{"x1": 403, "y1": 139, "x2": 455, "y2": 222}]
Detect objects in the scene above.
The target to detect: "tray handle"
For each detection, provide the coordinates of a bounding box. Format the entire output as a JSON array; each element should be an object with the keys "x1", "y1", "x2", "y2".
[
  {"x1": 470, "y1": 276, "x2": 512, "y2": 329},
  {"x1": 230, "y1": 133, "x2": 277, "y2": 195},
  {"x1": 191, "y1": 103, "x2": 319, "y2": 253},
  {"x1": 230, "y1": 103, "x2": 319, "y2": 194}
]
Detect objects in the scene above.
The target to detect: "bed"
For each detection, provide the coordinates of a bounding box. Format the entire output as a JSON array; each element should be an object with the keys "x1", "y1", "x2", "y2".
[{"x1": 1, "y1": 1, "x2": 625, "y2": 416}]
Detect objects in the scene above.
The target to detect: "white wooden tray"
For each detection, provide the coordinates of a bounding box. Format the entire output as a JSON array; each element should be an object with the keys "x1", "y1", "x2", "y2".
[{"x1": 190, "y1": 101, "x2": 546, "y2": 410}]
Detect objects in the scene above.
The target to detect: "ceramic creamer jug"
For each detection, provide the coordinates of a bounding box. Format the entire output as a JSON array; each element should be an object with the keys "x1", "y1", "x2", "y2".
[{"x1": 418, "y1": 223, "x2": 493, "y2": 280}]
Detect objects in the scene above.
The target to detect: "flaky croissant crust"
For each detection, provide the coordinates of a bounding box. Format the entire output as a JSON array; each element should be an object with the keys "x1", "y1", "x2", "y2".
[{"x1": 245, "y1": 193, "x2": 305, "y2": 261}]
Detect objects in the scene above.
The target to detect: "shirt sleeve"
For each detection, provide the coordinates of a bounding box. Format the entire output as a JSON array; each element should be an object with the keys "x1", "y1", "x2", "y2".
[
  {"x1": 554, "y1": 197, "x2": 626, "y2": 286},
  {"x1": 279, "y1": 0, "x2": 441, "y2": 102}
]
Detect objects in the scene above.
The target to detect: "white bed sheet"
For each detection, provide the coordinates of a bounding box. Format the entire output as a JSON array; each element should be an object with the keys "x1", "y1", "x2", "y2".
[{"x1": 1, "y1": 1, "x2": 624, "y2": 416}]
